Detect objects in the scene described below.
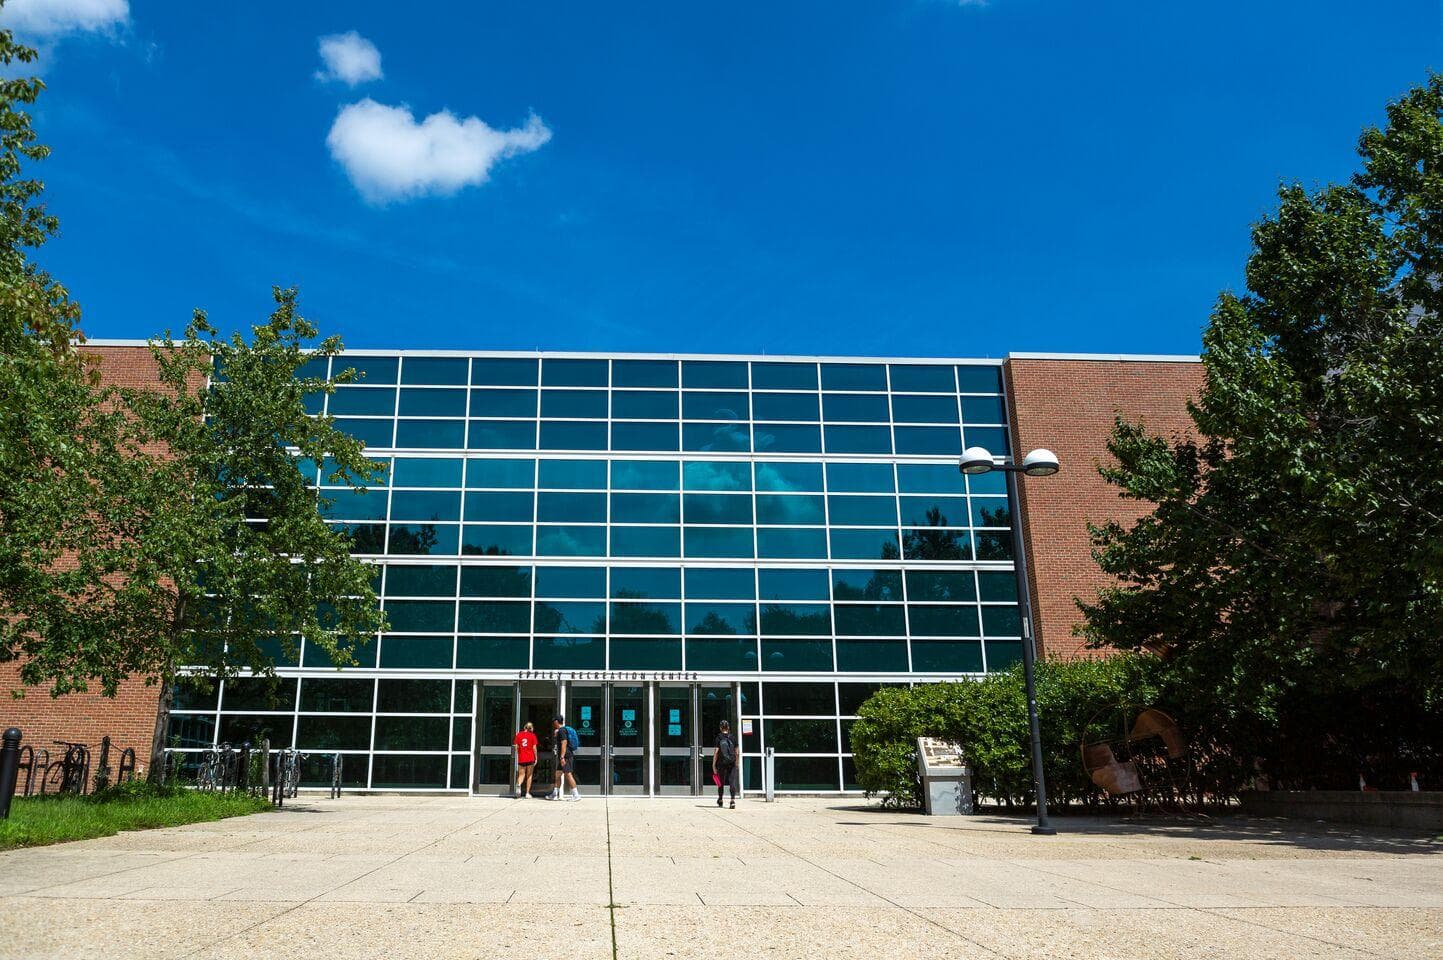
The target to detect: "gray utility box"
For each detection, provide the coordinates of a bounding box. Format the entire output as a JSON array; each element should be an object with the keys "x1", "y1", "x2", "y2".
[{"x1": 916, "y1": 737, "x2": 973, "y2": 816}]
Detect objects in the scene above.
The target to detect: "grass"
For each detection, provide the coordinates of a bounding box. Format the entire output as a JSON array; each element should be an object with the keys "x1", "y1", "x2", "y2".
[{"x1": 0, "y1": 781, "x2": 271, "y2": 850}]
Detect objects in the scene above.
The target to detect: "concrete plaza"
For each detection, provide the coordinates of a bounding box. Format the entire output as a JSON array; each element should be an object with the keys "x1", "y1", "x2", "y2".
[{"x1": 0, "y1": 795, "x2": 1438, "y2": 959}]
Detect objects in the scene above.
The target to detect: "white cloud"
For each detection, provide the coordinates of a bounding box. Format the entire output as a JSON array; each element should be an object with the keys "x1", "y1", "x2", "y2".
[
  {"x1": 315, "y1": 31, "x2": 382, "y2": 86},
  {"x1": 326, "y1": 98, "x2": 552, "y2": 203},
  {"x1": 1, "y1": 0, "x2": 128, "y2": 36}
]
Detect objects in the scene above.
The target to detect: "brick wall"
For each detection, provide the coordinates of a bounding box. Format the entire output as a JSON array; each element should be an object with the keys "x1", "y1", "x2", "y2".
[
  {"x1": 1005, "y1": 357, "x2": 1204, "y2": 660},
  {"x1": 1, "y1": 345, "x2": 168, "y2": 785}
]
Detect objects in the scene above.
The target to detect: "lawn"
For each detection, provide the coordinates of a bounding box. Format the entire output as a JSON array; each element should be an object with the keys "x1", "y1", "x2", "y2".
[{"x1": 0, "y1": 782, "x2": 271, "y2": 850}]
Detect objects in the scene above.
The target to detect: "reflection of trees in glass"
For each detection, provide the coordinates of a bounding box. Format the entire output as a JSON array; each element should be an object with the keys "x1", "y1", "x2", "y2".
[
  {"x1": 387, "y1": 524, "x2": 438, "y2": 554},
  {"x1": 534, "y1": 602, "x2": 602, "y2": 635},
  {"x1": 755, "y1": 604, "x2": 831, "y2": 636},
  {"x1": 974, "y1": 532, "x2": 1012, "y2": 561},
  {"x1": 609, "y1": 593, "x2": 678, "y2": 634},
  {"x1": 691, "y1": 611, "x2": 741, "y2": 635},
  {"x1": 833, "y1": 571, "x2": 903, "y2": 601},
  {"x1": 461, "y1": 542, "x2": 515, "y2": 557},
  {"x1": 902, "y1": 506, "x2": 970, "y2": 561},
  {"x1": 343, "y1": 523, "x2": 387, "y2": 554},
  {"x1": 977, "y1": 504, "x2": 1011, "y2": 528}
]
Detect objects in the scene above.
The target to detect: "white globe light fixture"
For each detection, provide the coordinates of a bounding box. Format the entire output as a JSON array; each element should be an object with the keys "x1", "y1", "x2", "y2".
[
  {"x1": 959, "y1": 446, "x2": 995, "y2": 475},
  {"x1": 1021, "y1": 448, "x2": 1060, "y2": 477}
]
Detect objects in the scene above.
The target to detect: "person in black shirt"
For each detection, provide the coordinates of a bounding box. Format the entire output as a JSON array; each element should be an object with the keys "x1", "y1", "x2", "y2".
[{"x1": 713, "y1": 720, "x2": 738, "y2": 809}]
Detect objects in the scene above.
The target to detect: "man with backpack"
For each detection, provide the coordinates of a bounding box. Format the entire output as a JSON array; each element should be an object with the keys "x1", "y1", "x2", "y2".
[
  {"x1": 713, "y1": 720, "x2": 738, "y2": 809},
  {"x1": 547, "y1": 714, "x2": 581, "y2": 802}
]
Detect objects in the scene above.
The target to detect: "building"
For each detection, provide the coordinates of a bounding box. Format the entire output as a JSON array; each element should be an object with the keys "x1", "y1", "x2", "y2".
[{"x1": 3, "y1": 348, "x2": 1203, "y2": 795}]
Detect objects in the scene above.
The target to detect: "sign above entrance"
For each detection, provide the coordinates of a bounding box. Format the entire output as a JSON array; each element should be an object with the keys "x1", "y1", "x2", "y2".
[{"x1": 517, "y1": 670, "x2": 703, "y2": 681}]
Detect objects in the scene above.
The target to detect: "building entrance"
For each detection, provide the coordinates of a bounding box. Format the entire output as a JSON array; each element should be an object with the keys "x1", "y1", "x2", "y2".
[{"x1": 470, "y1": 680, "x2": 738, "y2": 797}]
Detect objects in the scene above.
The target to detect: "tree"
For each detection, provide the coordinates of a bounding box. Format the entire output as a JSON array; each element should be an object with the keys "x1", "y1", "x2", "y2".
[
  {"x1": 1079, "y1": 77, "x2": 1443, "y2": 790},
  {"x1": 122, "y1": 292, "x2": 388, "y2": 778}
]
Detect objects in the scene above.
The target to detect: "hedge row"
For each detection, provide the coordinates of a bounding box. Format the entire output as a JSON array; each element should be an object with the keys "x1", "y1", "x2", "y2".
[{"x1": 850, "y1": 654, "x2": 1162, "y2": 809}]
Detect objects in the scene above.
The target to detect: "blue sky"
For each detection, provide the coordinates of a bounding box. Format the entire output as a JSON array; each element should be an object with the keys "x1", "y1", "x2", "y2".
[{"x1": 8, "y1": 0, "x2": 1441, "y2": 358}]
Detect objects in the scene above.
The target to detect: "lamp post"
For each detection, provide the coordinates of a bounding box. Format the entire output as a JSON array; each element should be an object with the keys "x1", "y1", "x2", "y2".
[{"x1": 960, "y1": 445, "x2": 1059, "y2": 835}]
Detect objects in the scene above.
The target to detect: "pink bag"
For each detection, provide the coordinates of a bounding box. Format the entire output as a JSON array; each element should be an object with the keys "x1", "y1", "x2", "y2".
[{"x1": 712, "y1": 772, "x2": 722, "y2": 787}]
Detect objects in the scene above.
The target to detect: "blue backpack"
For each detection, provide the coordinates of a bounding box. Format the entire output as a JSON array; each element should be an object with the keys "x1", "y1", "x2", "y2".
[{"x1": 563, "y1": 725, "x2": 580, "y2": 754}]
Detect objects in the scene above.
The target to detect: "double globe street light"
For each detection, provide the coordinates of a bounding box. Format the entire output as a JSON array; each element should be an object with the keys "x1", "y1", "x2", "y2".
[{"x1": 960, "y1": 444, "x2": 1060, "y2": 836}]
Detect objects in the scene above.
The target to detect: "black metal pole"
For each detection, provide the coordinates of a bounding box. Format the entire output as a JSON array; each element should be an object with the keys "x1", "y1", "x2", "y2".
[
  {"x1": 0, "y1": 728, "x2": 22, "y2": 818},
  {"x1": 1005, "y1": 467, "x2": 1056, "y2": 835}
]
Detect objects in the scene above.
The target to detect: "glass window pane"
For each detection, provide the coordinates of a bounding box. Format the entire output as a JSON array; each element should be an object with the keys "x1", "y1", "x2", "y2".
[
  {"x1": 977, "y1": 570, "x2": 1018, "y2": 602},
  {"x1": 398, "y1": 388, "x2": 466, "y2": 418},
  {"x1": 380, "y1": 636, "x2": 454, "y2": 669},
  {"x1": 384, "y1": 600, "x2": 455, "y2": 633},
  {"x1": 220, "y1": 676, "x2": 296, "y2": 711},
  {"x1": 337, "y1": 356, "x2": 397, "y2": 384},
  {"x1": 961, "y1": 395, "x2": 1007, "y2": 424},
  {"x1": 534, "y1": 600, "x2": 605, "y2": 633},
  {"x1": 682, "y1": 361, "x2": 747, "y2": 389},
  {"x1": 469, "y1": 388, "x2": 537, "y2": 418},
  {"x1": 330, "y1": 387, "x2": 397, "y2": 416},
  {"x1": 610, "y1": 492, "x2": 680, "y2": 524},
  {"x1": 391, "y1": 490, "x2": 461, "y2": 522},
  {"x1": 971, "y1": 498, "x2": 1011, "y2": 527},
  {"x1": 612, "y1": 390, "x2": 678, "y2": 419},
  {"x1": 536, "y1": 491, "x2": 606, "y2": 523},
  {"x1": 900, "y1": 495, "x2": 969, "y2": 529},
  {"x1": 463, "y1": 491, "x2": 534, "y2": 522},
  {"x1": 902, "y1": 527, "x2": 971, "y2": 561},
  {"x1": 825, "y1": 462, "x2": 894, "y2": 493},
  {"x1": 897, "y1": 463, "x2": 966, "y2": 494},
  {"x1": 540, "y1": 421, "x2": 607, "y2": 450},
  {"x1": 751, "y1": 361, "x2": 817, "y2": 391},
  {"x1": 533, "y1": 636, "x2": 606, "y2": 670},
  {"x1": 332, "y1": 521, "x2": 387, "y2": 554},
  {"x1": 888, "y1": 364, "x2": 955, "y2": 393},
  {"x1": 610, "y1": 567, "x2": 681, "y2": 599},
  {"x1": 611, "y1": 637, "x2": 682, "y2": 670},
  {"x1": 985, "y1": 640, "x2": 1022, "y2": 671},
  {"x1": 467, "y1": 421, "x2": 537, "y2": 450},
  {"x1": 685, "y1": 568, "x2": 755, "y2": 600},
  {"x1": 908, "y1": 604, "x2": 980, "y2": 637},
  {"x1": 683, "y1": 493, "x2": 753, "y2": 525},
  {"x1": 963, "y1": 426, "x2": 1010, "y2": 455},
  {"x1": 612, "y1": 359, "x2": 677, "y2": 388},
  {"x1": 822, "y1": 394, "x2": 890, "y2": 423},
  {"x1": 542, "y1": 358, "x2": 607, "y2": 387},
  {"x1": 761, "y1": 638, "x2": 832, "y2": 672},
  {"x1": 459, "y1": 566, "x2": 532, "y2": 597},
  {"x1": 834, "y1": 604, "x2": 905, "y2": 636},
  {"x1": 377, "y1": 678, "x2": 450, "y2": 712},
  {"x1": 821, "y1": 363, "x2": 886, "y2": 392},
  {"x1": 755, "y1": 494, "x2": 824, "y2": 525},
  {"x1": 686, "y1": 637, "x2": 757, "y2": 671},
  {"x1": 906, "y1": 570, "x2": 977, "y2": 602},
  {"x1": 458, "y1": 600, "x2": 531, "y2": 633},
  {"x1": 837, "y1": 639, "x2": 909, "y2": 672},
  {"x1": 682, "y1": 391, "x2": 747, "y2": 421},
  {"x1": 966, "y1": 471, "x2": 1006, "y2": 495},
  {"x1": 891, "y1": 395, "x2": 959, "y2": 423},
  {"x1": 388, "y1": 524, "x2": 460, "y2": 555},
  {"x1": 756, "y1": 527, "x2": 827, "y2": 559},
  {"x1": 827, "y1": 494, "x2": 898, "y2": 526},
  {"x1": 319, "y1": 488, "x2": 387, "y2": 521},
  {"x1": 910, "y1": 639, "x2": 984, "y2": 673},
  {"x1": 401, "y1": 358, "x2": 468, "y2": 386},
  {"x1": 754, "y1": 461, "x2": 823, "y2": 493},
  {"x1": 610, "y1": 602, "x2": 680, "y2": 635},
  {"x1": 981, "y1": 605, "x2": 1021, "y2": 638},
  {"x1": 683, "y1": 460, "x2": 751, "y2": 491},
  {"x1": 685, "y1": 602, "x2": 755, "y2": 635},
  {"x1": 385, "y1": 564, "x2": 457, "y2": 597},
  {"x1": 612, "y1": 422, "x2": 679, "y2": 452},
  {"x1": 829, "y1": 528, "x2": 899, "y2": 561},
  {"x1": 683, "y1": 527, "x2": 754, "y2": 558},
  {"x1": 334, "y1": 418, "x2": 394, "y2": 447},
  {"x1": 824, "y1": 425, "x2": 891, "y2": 454},
  {"x1": 539, "y1": 459, "x2": 607, "y2": 489},
  {"x1": 472, "y1": 358, "x2": 538, "y2": 386},
  {"x1": 609, "y1": 526, "x2": 680, "y2": 558},
  {"x1": 767, "y1": 718, "x2": 838, "y2": 753},
  {"x1": 392, "y1": 457, "x2": 463, "y2": 488},
  {"x1": 372, "y1": 754, "x2": 448, "y2": 789},
  {"x1": 758, "y1": 568, "x2": 830, "y2": 601},
  {"x1": 832, "y1": 569, "x2": 903, "y2": 601},
  {"x1": 682, "y1": 422, "x2": 749, "y2": 453},
  {"x1": 299, "y1": 677, "x2": 374, "y2": 712},
  {"x1": 752, "y1": 423, "x2": 822, "y2": 453},
  {"x1": 957, "y1": 365, "x2": 1002, "y2": 393},
  {"x1": 466, "y1": 458, "x2": 536, "y2": 489},
  {"x1": 535, "y1": 565, "x2": 606, "y2": 598},
  {"x1": 759, "y1": 604, "x2": 830, "y2": 635},
  {"x1": 535, "y1": 525, "x2": 606, "y2": 556},
  {"x1": 297, "y1": 716, "x2": 371, "y2": 751},
  {"x1": 752, "y1": 392, "x2": 819, "y2": 422},
  {"x1": 456, "y1": 635, "x2": 529, "y2": 668},
  {"x1": 396, "y1": 420, "x2": 465, "y2": 449},
  {"x1": 611, "y1": 460, "x2": 679, "y2": 490},
  {"x1": 541, "y1": 389, "x2": 607, "y2": 419},
  {"x1": 461, "y1": 524, "x2": 533, "y2": 557}
]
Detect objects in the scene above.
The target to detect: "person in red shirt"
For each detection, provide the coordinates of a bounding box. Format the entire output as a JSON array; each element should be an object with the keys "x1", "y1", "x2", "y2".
[{"x1": 513, "y1": 722, "x2": 538, "y2": 798}]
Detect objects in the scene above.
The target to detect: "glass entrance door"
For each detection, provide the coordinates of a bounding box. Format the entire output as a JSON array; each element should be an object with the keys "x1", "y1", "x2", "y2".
[
  {"x1": 569, "y1": 684, "x2": 605, "y2": 796},
  {"x1": 699, "y1": 684, "x2": 740, "y2": 793},
  {"x1": 609, "y1": 685, "x2": 647, "y2": 795},
  {"x1": 518, "y1": 680, "x2": 559, "y2": 798},
  {"x1": 473, "y1": 682, "x2": 517, "y2": 796},
  {"x1": 657, "y1": 685, "x2": 695, "y2": 795}
]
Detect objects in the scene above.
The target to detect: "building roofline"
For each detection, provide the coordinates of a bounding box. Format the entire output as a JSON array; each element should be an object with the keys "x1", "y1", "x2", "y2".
[{"x1": 1006, "y1": 351, "x2": 1201, "y2": 363}]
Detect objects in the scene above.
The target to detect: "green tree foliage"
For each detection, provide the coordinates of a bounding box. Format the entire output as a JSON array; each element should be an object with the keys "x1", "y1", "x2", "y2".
[
  {"x1": 1079, "y1": 77, "x2": 1443, "y2": 790},
  {"x1": 850, "y1": 656, "x2": 1158, "y2": 808}
]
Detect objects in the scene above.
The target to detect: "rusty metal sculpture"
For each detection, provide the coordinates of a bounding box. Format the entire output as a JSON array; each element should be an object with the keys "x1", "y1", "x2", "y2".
[{"x1": 1080, "y1": 706, "x2": 1190, "y2": 813}]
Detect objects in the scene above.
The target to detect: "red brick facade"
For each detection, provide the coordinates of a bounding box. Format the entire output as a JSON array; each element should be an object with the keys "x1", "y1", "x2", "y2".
[
  {"x1": 1, "y1": 345, "x2": 167, "y2": 784},
  {"x1": 1005, "y1": 356, "x2": 1204, "y2": 660}
]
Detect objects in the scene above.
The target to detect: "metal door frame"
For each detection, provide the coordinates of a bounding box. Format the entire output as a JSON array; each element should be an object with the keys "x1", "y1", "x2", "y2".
[
  {"x1": 608, "y1": 682, "x2": 648, "y2": 795},
  {"x1": 655, "y1": 682, "x2": 697, "y2": 796}
]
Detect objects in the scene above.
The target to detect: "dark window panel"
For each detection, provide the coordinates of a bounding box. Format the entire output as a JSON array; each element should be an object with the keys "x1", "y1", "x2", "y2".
[
  {"x1": 469, "y1": 388, "x2": 537, "y2": 418},
  {"x1": 905, "y1": 570, "x2": 977, "y2": 602},
  {"x1": 454, "y1": 681, "x2": 472, "y2": 713},
  {"x1": 383, "y1": 600, "x2": 456, "y2": 633},
  {"x1": 535, "y1": 565, "x2": 606, "y2": 598},
  {"x1": 833, "y1": 604, "x2": 906, "y2": 637},
  {"x1": 610, "y1": 460, "x2": 679, "y2": 490},
  {"x1": 754, "y1": 461, "x2": 823, "y2": 493},
  {"x1": 302, "y1": 636, "x2": 377, "y2": 668},
  {"x1": 385, "y1": 564, "x2": 457, "y2": 597},
  {"x1": 539, "y1": 421, "x2": 608, "y2": 450},
  {"x1": 684, "y1": 602, "x2": 755, "y2": 636},
  {"x1": 334, "y1": 418, "x2": 394, "y2": 448},
  {"x1": 610, "y1": 492, "x2": 680, "y2": 524},
  {"x1": 463, "y1": 490, "x2": 534, "y2": 523},
  {"x1": 379, "y1": 635, "x2": 454, "y2": 669},
  {"x1": 682, "y1": 460, "x2": 751, "y2": 491},
  {"x1": 401, "y1": 358, "x2": 468, "y2": 386},
  {"x1": 894, "y1": 426, "x2": 963, "y2": 456},
  {"x1": 767, "y1": 718, "x2": 838, "y2": 753},
  {"x1": 822, "y1": 393, "x2": 890, "y2": 423},
  {"x1": 395, "y1": 420, "x2": 465, "y2": 449},
  {"x1": 460, "y1": 524, "x2": 534, "y2": 557},
  {"x1": 891, "y1": 394, "x2": 959, "y2": 424},
  {"x1": 296, "y1": 716, "x2": 370, "y2": 751},
  {"x1": 910, "y1": 639, "x2": 984, "y2": 673},
  {"x1": 532, "y1": 636, "x2": 605, "y2": 670},
  {"x1": 984, "y1": 640, "x2": 1023, "y2": 671},
  {"x1": 296, "y1": 357, "x2": 332, "y2": 380},
  {"x1": 374, "y1": 716, "x2": 450, "y2": 751},
  {"x1": 756, "y1": 527, "x2": 828, "y2": 559},
  {"x1": 682, "y1": 391, "x2": 747, "y2": 421},
  {"x1": 961, "y1": 395, "x2": 1007, "y2": 424},
  {"x1": 751, "y1": 392, "x2": 819, "y2": 422},
  {"x1": 752, "y1": 423, "x2": 822, "y2": 453},
  {"x1": 471, "y1": 358, "x2": 538, "y2": 386},
  {"x1": 610, "y1": 602, "x2": 681, "y2": 635},
  {"x1": 612, "y1": 421, "x2": 680, "y2": 452},
  {"x1": 336, "y1": 356, "x2": 398, "y2": 384},
  {"x1": 962, "y1": 425, "x2": 1010, "y2": 456},
  {"x1": 773, "y1": 756, "x2": 839, "y2": 790},
  {"x1": 760, "y1": 637, "x2": 833, "y2": 672},
  {"x1": 974, "y1": 531, "x2": 1013, "y2": 561},
  {"x1": 218, "y1": 714, "x2": 291, "y2": 747},
  {"x1": 832, "y1": 569, "x2": 903, "y2": 602},
  {"x1": 541, "y1": 358, "x2": 608, "y2": 387},
  {"x1": 897, "y1": 463, "x2": 966, "y2": 494},
  {"x1": 610, "y1": 567, "x2": 681, "y2": 599},
  {"x1": 388, "y1": 523, "x2": 460, "y2": 556},
  {"x1": 372, "y1": 754, "x2": 448, "y2": 789},
  {"x1": 377, "y1": 678, "x2": 451, "y2": 713},
  {"x1": 684, "y1": 568, "x2": 755, "y2": 600},
  {"x1": 981, "y1": 604, "x2": 1022, "y2": 637},
  {"x1": 536, "y1": 491, "x2": 606, "y2": 523},
  {"x1": 398, "y1": 388, "x2": 466, "y2": 418},
  {"x1": 682, "y1": 422, "x2": 750, "y2": 453},
  {"x1": 303, "y1": 392, "x2": 326, "y2": 416},
  {"x1": 888, "y1": 364, "x2": 955, "y2": 393},
  {"x1": 825, "y1": 462, "x2": 894, "y2": 493},
  {"x1": 685, "y1": 637, "x2": 758, "y2": 671},
  {"x1": 908, "y1": 604, "x2": 980, "y2": 637},
  {"x1": 390, "y1": 490, "x2": 461, "y2": 522},
  {"x1": 612, "y1": 359, "x2": 677, "y2": 388},
  {"x1": 456, "y1": 635, "x2": 530, "y2": 669},
  {"x1": 318, "y1": 488, "x2": 387, "y2": 522},
  {"x1": 837, "y1": 682, "x2": 886, "y2": 715},
  {"x1": 683, "y1": 527, "x2": 754, "y2": 559},
  {"x1": 756, "y1": 494, "x2": 825, "y2": 526},
  {"x1": 612, "y1": 390, "x2": 678, "y2": 420},
  {"x1": 611, "y1": 637, "x2": 682, "y2": 670},
  {"x1": 683, "y1": 493, "x2": 753, "y2": 525},
  {"x1": 299, "y1": 678, "x2": 375, "y2": 713},
  {"x1": 609, "y1": 525, "x2": 681, "y2": 557},
  {"x1": 758, "y1": 568, "x2": 830, "y2": 601},
  {"x1": 899, "y1": 495, "x2": 969, "y2": 529},
  {"x1": 824, "y1": 425, "x2": 892, "y2": 454},
  {"x1": 966, "y1": 470, "x2": 1007, "y2": 496},
  {"x1": 976, "y1": 570, "x2": 1018, "y2": 603},
  {"x1": 827, "y1": 494, "x2": 898, "y2": 527},
  {"x1": 759, "y1": 604, "x2": 831, "y2": 636},
  {"x1": 820, "y1": 363, "x2": 886, "y2": 392},
  {"x1": 901, "y1": 527, "x2": 971, "y2": 561},
  {"x1": 750, "y1": 361, "x2": 817, "y2": 391},
  {"x1": 957, "y1": 365, "x2": 1003, "y2": 394},
  {"x1": 535, "y1": 525, "x2": 606, "y2": 557},
  {"x1": 329, "y1": 387, "x2": 397, "y2": 416},
  {"x1": 458, "y1": 600, "x2": 531, "y2": 633},
  {"x1": 221, "y1": 677, "x2": 296, "y2": 712},
  {"x1": 541, "y1": 389, "x2": 608, "y2": 419},
  {"x1": 970, "y1": 497, "x2": 1011, "y2": 528},
  {"x1": 538, "y1": 459, "x2": 607, "y2": 489},
  {"x1": 392, "y1": 457, "x2": 464, "y2": 488},
  {"x1": 829, "y1": 528, "x2": 900, "y2": 561},
  {"x1": 459, "y1": 565, "x2": 532, "y2": 597},
  {"x1": 466, "y1": 420, "x2": 537, "y2": 450},
  {"x1": 682, "y1": 360, "x2": 748, "y2": 389}
]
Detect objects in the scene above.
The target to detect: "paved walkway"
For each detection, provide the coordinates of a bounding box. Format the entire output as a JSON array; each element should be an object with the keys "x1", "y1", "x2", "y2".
[{"x1": 0, "y1": 795, "x2": 1438, "y2": 959}]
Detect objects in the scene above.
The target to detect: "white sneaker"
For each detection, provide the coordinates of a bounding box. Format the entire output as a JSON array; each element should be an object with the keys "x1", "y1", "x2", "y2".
[{"x1": 565, "y1": 793, "x2": 580, "y2": 802}]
